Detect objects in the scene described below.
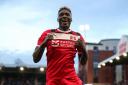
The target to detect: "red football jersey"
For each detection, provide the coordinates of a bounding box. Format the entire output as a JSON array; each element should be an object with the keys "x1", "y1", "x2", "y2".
[{"x1": 37, "y1": 28, "x2": 85, "y2": 81}]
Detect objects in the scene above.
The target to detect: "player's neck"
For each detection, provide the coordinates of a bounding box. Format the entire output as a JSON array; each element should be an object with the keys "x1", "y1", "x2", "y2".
[{"x1": 59, "y1": 27, "x2": 69, "y2": 31}]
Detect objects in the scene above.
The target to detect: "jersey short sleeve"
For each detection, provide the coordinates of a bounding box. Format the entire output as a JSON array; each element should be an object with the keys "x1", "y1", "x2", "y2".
[
  {"x1": 37, "y1": 29, "x2": 51, "y2": 46},
  {"x1": 77, "y1": 33, "x2": 86, "y2": 54},
  {"x1": 79, "y1": 34, "x2": 86, "y2": 44}
]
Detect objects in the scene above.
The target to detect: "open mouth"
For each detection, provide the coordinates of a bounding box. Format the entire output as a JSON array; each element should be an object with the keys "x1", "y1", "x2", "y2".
[
  {"x1": 59, "y1": 17, "x2": 70, "y2": 27},
  {"x1": 61, "y1": 22, "x2": 68, "y2": 26}
]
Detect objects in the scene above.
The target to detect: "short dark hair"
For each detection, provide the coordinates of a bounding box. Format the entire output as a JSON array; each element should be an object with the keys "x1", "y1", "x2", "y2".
[{"x1": 58, "y1": 6, "x2": 71, "y2": 14}]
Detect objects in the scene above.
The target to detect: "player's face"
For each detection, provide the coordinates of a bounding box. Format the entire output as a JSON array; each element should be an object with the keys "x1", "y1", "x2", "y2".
[{"x1": 58, "y1": 9, "x2": 72, "y2": 31}]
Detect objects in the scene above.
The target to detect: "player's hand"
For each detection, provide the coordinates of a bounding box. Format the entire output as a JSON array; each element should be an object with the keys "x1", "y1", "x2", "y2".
[
  {"x1": 46, "y1": 33, "x2": 54, "y2": 40},
  {"x1": 42, "y1": 33, "x2": 55, "y2": 45},
  {"x1": 75, "y1": 39, "x2": 84, "y2": 48},
  {"x1": 44, "y1": 33, "x2": 56, "y2": 42}
]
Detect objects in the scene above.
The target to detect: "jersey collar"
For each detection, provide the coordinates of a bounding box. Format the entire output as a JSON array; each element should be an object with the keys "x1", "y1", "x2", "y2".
[{"x1": 56, "y1": 28, "x2": 72, "y2": 33}]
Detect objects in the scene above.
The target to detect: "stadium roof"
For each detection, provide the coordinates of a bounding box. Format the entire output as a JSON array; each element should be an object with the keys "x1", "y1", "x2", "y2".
[{"x1": 98, "y1": 35, "x2": 128, "y2": 68}]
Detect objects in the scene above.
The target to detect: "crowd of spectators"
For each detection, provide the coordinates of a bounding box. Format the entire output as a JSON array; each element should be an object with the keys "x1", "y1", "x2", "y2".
[{"x1": 0, "y1": 76, "x2": 45, "y2": 85}]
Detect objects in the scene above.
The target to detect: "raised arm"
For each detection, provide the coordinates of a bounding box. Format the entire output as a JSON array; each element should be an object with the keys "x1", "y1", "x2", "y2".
[{"x1": 33, "y1": 33, "x2": 53, "y2": 63}]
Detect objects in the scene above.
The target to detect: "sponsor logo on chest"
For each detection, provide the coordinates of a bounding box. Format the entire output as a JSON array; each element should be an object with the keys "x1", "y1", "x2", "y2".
[{"x1": 51, "y1": 33, "x2": 80, "y2": 47}]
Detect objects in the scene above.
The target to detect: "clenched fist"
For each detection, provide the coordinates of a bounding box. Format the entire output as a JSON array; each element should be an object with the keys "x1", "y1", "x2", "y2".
[{"x1": 75, "y1": 39, "x2": 85, "y2": 50}]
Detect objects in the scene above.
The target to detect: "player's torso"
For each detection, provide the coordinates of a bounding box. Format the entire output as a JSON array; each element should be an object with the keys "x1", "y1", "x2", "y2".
[{"x1": 45, "y1": 29, "x2": 80, "y2": 79}]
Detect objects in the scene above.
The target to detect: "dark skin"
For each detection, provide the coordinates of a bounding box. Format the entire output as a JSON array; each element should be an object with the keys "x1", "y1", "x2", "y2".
[
  {"x1": 57, "y1": 9, "x2": 72, "y2": 31},
  {"x1": 75, "y1": 39, "x2": 88, "y2": 65},
  {"x1": 33, "y1": 8, "x2": 88, "y2": 65}
]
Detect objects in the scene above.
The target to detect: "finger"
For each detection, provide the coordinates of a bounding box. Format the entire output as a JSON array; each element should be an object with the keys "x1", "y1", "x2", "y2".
[
  {"x1": 48, "y1": 35, "x2": 54, "y2": 39},
  {"x1": 48, "y1": 33, "x2": 56, "y2": 37}
]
